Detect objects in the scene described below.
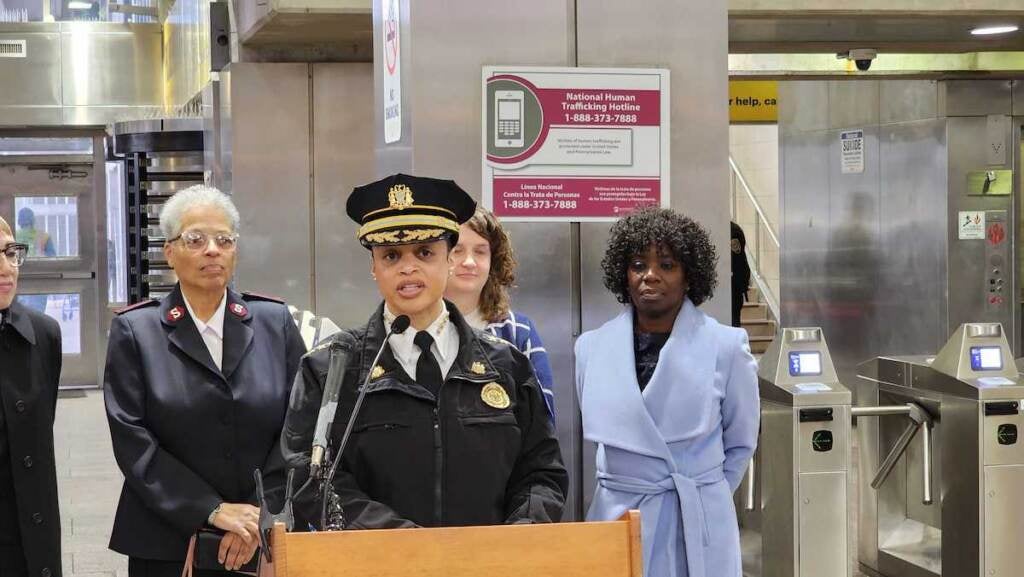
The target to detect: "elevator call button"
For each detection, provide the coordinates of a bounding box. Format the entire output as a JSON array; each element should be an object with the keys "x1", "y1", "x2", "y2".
[{"x1": 812, "y1": 430, "x2": 834, "y2": 452}]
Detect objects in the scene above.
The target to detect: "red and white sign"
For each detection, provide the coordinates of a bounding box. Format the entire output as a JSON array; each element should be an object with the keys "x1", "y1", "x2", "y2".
[
  {"x1": 381, "y1": 0, "x2": 402, "y2": 144},
  {"x1": 482, "y1": 67, "x2": 670, "y2": 221}
]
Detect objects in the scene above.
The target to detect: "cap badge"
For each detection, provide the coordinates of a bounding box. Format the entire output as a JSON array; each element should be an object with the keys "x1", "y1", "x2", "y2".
[
  {"x1": 471, "y1": 362, "x2": 486, "y2": 375},
  {"x1": 230, "y1": 303, "x2": 248, "y2": 317},
  {"x1": 388, "y1": 183, "x2": 414, "y2": 210},
  {"x1": 481, "y1": 382, "x2": 511, "y2": 409},
  {"x1": 370, "y1": 365, "x2": 386, "y2": 380},
  {"x1": 167, "y1": 306, "x2": 185, "y2": 322}
]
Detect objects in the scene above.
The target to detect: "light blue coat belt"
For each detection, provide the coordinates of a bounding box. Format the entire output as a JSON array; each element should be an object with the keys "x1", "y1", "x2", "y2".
[{"x1": 597, "y1": 467, "x2": 725, "y2": 577}]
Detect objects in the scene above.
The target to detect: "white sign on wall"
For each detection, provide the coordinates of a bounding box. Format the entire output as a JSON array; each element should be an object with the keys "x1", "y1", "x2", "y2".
[
  {"x1": 381, "y1": 0, "x2": 402, "y2": 144},
  {"x1": 840, "y1": 129, "x2": 864, "y2": 174},
  {"x1": 958, "y1": 211, "x2": 986, "y2": 240},
  {"x1": 481, "y1": 66, "x2": 671, "y2": 222}
]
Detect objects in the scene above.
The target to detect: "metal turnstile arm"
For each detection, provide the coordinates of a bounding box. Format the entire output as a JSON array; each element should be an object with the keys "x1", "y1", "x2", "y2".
[{"x1": 852, "y1": 403, "x2": 934, "y2": 505}]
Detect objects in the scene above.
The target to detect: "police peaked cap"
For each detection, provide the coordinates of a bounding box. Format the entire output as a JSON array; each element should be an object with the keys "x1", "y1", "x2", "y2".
[{"x1": 346, "y1": 173, "x2": 477, "y2": 247}]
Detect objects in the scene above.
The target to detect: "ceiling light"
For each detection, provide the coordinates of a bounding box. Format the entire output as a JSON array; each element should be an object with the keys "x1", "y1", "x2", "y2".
[
  {"x1": 67, "y1": 0, "x2": 92, "y2": 8},
  {"x1": 971, "y1": 25, "x2": 1019, "y2": 36}
]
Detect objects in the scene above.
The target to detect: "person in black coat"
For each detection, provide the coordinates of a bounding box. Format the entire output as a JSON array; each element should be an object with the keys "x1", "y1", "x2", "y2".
[
  {"x1": 270, "y1": 174, "x2": 567, "y2": 529},
  {"x1": 730, "y1": 222, "x2": 751, "y2": 328},
  {"x1": 0, "y1": 216, "x2": 63, "y2": 577},
  {"x1": 103, "y1": 186, "x2": 306, "y2": 576}
]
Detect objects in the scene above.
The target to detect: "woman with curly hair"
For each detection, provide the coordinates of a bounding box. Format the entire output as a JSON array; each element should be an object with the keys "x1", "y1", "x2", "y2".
[
  {"x1": 445, "y1": 207, "x2": 556, "y2": 421},
  {"x1": 575, "y1": 206, "x2": 759, "y2": 577}
]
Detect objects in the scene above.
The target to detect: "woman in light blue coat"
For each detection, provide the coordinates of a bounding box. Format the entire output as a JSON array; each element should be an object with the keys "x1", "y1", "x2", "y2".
[{"x1": 576, "y1": 207, "x2": 759, "y2": 577}]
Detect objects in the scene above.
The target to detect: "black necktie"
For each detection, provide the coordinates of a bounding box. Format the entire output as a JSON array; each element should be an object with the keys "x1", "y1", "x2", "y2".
[{"x1": 413, "y1": 330, "x2": 443, "y2": 397}]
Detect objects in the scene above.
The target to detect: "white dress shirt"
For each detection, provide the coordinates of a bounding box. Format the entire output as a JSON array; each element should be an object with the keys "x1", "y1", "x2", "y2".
[
  {"x1": 182, "y1": 291, "x2": 227, "y2": 371},
  {"x1": 384, "y1": 303, "x2": 460, "y2": 380}
]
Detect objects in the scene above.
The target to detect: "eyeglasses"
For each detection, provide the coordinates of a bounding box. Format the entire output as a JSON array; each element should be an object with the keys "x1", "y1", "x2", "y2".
[
  {"x1": 169, "y1": 230, "x2": 239, "y2": 252},
  {"x1": 1, "y1": 243, "x2": 28, "y2": 268}
]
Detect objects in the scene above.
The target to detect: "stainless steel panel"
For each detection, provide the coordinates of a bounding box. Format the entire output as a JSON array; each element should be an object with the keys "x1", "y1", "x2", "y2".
[
  {"x1": 579, "y1": 221, "x2": 617, "y2": 513},
  {"x1": 373, "y1": 0, "x2": 582, "y2": 519},
  {"x1": 761, "y1": 400, "x2": 796, "y2": 577},
  {"x1": 940, "y1": 395, "x2": 983, "y2": 577},
  {"x1": 60, "y1": 24, "x2": 163, "y2": 107},
  {"x1": 779, "y1": 128, "x2": 830, "y2": 332},
  {"x1": 829, "y1": 80, "x2": 879, "y2": 130},
  {"x1": 1013, "y1": 81, "x2": 1024, "y2": 117},
  {"x1": 311, "y1": 63, "x2": 377, "y2": 327},
  {"x1": 798, "y1": 472, "x2": 848, "y2": 577},
  {"x1": 984, "y1": 465, "x2": 1024, "y2": 577},
  {"x1": 779, "y1": 81, "x2": 828, "y2": 134},
  {"x1": 228, "y1": 63, "x2": 313, "y2": 309},
  {"x1": 983, "y1": 411, "x2": 1024, "y2": 466},
  {"x1": 947, "y1": 116, "x2": 1015, "y2": 343},
  {"x1": 797, "y1": 405, "x2": 849, "y2": 473},
  {"x1": 880, "y1": 80, "x2": 938, "y2": 124},
  {"x1": 164, "y1": 0, "x2": 211, "y2": 107},
  {"x1": 876, "y1": 119, "x2": 948, "y2": 356},
  {"x1": 826, "y1": 125, "x2": 880, "y2": 388},
  {"x1": 940, "y1": 80, "x2": 1013, "y2": 117},
  {"x1": 61, "y1": 106, "x2": 162, "y2": 126},
  {"x1": 0, "y1": 31, "x2": 60, "y2": 106},
  {"x1": 0, "y1": 106, "x2": 62, "y2": 126}
]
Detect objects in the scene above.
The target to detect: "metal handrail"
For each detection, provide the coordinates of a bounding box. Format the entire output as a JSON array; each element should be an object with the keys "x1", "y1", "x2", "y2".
[
  {"x1": 729, "y1": 156, "x2": 779, "y2": 249},
  {"x1": 730, "y1": 155, "x2": 781, "y2": 322}
]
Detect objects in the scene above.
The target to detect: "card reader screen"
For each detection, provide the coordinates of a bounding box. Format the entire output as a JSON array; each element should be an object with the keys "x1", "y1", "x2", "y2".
[
  {"x1": 788, "y1": 351, "x2": 822, "y2": 377},
  {"x1": 970, "y1": 346, "x2": 1003, "y2": 371}
]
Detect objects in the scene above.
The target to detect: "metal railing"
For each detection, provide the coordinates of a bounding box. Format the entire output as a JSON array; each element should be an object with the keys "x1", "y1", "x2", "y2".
[{"x1": 729, "y1": 156, "x2": 781, "y2": 322}]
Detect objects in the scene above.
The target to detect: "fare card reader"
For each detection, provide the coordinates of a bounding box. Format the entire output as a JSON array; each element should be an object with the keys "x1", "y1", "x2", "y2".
[
  {"x1": 857, "y1": 323, "x2": 1024, "y2": 577},
  {"x1": 757, "y1": 328, "x2": 852, "y2": 577}
]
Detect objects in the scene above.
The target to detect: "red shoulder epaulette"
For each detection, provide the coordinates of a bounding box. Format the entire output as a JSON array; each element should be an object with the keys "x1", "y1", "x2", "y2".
[
  {"x1": 115, "y1": 299, "x2": 157, "y2": 315},
  {"x1": 242, "y1": 291, "x2": 285, "y2": 304}
]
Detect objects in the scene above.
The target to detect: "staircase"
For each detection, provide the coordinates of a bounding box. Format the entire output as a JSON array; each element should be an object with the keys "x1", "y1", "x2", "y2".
[
  {"x1": 741, "y1": 285, "x2": 776, "y2": 355},
  {"x1": 730, "y1": 155, "x2": 780, "y2": 356}
]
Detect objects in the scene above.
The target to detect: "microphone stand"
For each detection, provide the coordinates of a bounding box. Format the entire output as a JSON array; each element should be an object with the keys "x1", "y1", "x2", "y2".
[{"x1": 319, "y1": 315, "x2": 410, "y2": 530}]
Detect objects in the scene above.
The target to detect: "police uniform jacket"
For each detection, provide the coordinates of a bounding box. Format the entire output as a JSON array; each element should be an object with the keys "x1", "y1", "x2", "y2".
[
  {"x1": 103, "y1": 285, "x2": 306, "y2": 560},
  {"x1": 273, "y1": 301, "x2": 568, "y2": 529},
  {"x1": 0, "y1": 302, "x2": 62, "y2": 577}
]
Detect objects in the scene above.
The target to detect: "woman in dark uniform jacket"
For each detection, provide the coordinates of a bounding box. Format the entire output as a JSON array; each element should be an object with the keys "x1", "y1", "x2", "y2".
[
  {"x1": 0, "y1": 216, "x2": 63, "y2": 577},
  {"x1": 103, "y1": 186, "x2": 306, "y2": 576},
  {"x1": 272, "y1": 174, "x2": 567, "y2": 529}
]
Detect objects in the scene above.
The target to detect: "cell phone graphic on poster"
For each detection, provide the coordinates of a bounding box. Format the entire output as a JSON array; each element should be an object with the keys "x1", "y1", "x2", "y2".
[{"x1": 494, "y1": 90, "x2": 525, "y2": 148}]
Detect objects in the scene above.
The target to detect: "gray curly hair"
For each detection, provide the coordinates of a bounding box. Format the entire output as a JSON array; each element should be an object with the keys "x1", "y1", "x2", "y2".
[{"x1": 159, "y1": 185, "x2": 241, "y2": 241}]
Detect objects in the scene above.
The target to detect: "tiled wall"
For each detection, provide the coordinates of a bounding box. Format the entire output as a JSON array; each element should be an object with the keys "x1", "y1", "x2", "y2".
[{"x1": 729, "y1": 124, "x2": 779, "y2": 302}]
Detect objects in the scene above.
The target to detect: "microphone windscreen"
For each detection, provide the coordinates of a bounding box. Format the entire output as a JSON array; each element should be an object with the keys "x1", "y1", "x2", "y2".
[{"x1": 392, "y1": 315, "x2": 411, "y2": 334}]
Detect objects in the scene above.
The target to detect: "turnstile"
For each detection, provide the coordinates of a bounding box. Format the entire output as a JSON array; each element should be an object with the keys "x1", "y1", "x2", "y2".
[
  {"x1": 857, "y1": 323, "x2": 1024, "y2": 577},
  {"x1": 756, "y1": 327, "x2": 853, "y2": 577}
]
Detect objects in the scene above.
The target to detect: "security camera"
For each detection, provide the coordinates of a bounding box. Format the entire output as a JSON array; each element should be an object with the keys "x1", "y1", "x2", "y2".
[{"x1": 837, "y1": 49, "x2": 878, "y2": 71}]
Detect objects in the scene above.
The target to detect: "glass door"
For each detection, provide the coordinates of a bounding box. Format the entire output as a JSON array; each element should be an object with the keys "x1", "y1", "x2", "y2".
[{"x1": 0, "y1": 135, "x2": 104, "y2": 387}]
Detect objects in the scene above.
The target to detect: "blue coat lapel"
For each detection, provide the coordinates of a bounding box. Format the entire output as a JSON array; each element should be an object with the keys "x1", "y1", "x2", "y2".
[
  {"x1": 580, "y1": 308, "x2": 670, "y2": 462},
  {"x1": 580, "y1": 300, "x2": 718, "y2": 464}
]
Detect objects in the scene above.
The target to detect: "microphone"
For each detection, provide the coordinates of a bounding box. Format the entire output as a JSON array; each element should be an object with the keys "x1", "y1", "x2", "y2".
[
  {"x1": 309, "y1": 340, "x2": 351, "y2": 479},
  {"x1": 320, "y1": 314, "x2": 410, "y2": 530}
]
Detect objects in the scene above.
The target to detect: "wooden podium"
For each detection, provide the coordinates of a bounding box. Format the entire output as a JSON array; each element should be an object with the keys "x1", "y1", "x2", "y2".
[{"x1": 259, "y1": 511, "x2": 642, "y2": 577}]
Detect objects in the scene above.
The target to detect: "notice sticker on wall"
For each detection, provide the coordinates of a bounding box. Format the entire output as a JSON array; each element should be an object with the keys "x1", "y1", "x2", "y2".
[
  {"x1": 840, "y1": 130, "x2": 864, "y2": 174},
  {"x1": 958, "y1": 211, "x2": 985, "y2": 240}
]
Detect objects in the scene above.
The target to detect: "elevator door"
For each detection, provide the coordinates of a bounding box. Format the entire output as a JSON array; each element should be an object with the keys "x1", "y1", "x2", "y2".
[{"x1": 0, "y1": 137, "x2": 103, "y2": 387}]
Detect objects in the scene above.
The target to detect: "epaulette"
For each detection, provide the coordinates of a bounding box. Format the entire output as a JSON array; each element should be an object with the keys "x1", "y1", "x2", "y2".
[
  {"x1": 242, "y1": 291, "x2": 285, "y2": 304},
  {"x1": 115, "y1": 299, "x2": 158, "y2": 315}
]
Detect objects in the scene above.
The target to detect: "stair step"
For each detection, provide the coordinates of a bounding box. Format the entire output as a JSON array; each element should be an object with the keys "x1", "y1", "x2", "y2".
[
  {"x1": 741, "y1": 302, "x2": 768, "y2": 321},
  {"x1": 748, "y1": 335, "x2": 773, "y2": 355},
  {"x1": 741, "y1": 319, "x2": 776, "y2": 337}
]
